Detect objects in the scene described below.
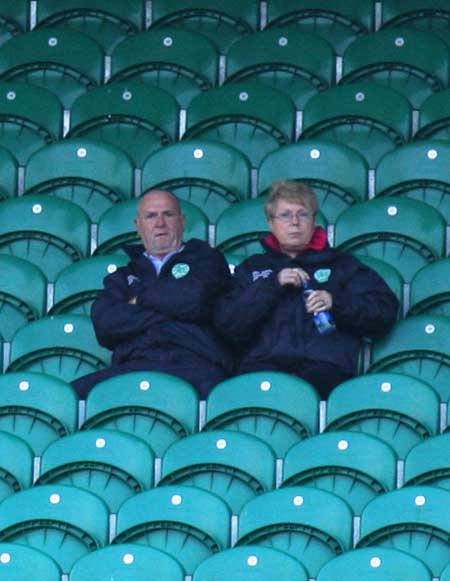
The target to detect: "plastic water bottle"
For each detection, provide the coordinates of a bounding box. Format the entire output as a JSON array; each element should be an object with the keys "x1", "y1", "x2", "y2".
[{"x1": 303, "y1": 281, "x2": 336, "y2": 335}]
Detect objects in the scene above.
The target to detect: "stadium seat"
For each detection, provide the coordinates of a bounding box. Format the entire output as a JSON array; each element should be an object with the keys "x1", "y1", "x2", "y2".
[
  {"x1": 50, "y1": 254, "x2": 128, "y2": 316},
  {"x1": 159, "y1": 430, "x2": 276, "y2": 513},
  {"x1": 83, "y1": 371, "x2": 199, "y2": 457},
  {"x1": 237, "y1": 486, "x2": 353, "y2": 577},
  {"x1": 111, "y1": 28, "x2": 218, "y2": 108},
  {"x1": 417, "y1": 90, "x2": 450, "y2": 143},
  {"x1": 341, "y1": 28, "x2": 449, "y2": 108},
  {"x1": 0, "y1": 484, "x2": 109, "y2": 573},
  {"x1": 0, "y1": 29, "x2": 104, "y2": 108},
  {"x1": 36, "y1": 0, "x2": 144, "y2": 54},
  {"x1": 7, "y1": 314, "x2": 111, "y2": 384},
  {"x1": 326, "y1": 373, "x2": 439, "y2": 458},
  {"x1": 358, "y1": 485, "x2": 450, "y2": 577},
  {"x1": 441, "y1": 561, "x2": 450, "y2": 581},
  {"x1": 375, "y1": 141, "x2": 450, "y2": 222},
  {"x1": 354, "y1": 255, "x2": 404, "y2": 310},
  {"x1": 68, "y1": 82, "x2": 178, "y2": 167},
  {"x1": 301, "y1": 83, "x2": 411, "y2": 168},
  {"x1": 141, "y1": 140, "x2": 250, "y2": 223},
  {"x1": 369, "y1": 315, "x2": 450, "y2": 401},
  {"x1": 334, "y1": 197, "x2": 446, "y2": 283},
  {"x1": 265, "y1": 0, "x2": 373, "y2": 55},
  {"x1": 150, "y1": 0, "x2": 258, "y2": 53},
  {"x1": 37, "y1": 429, "x2": 154, "y2": 511},
  {"x1": 225, "y1": 28, "x2": 335, "y2": 108},
  {"x1": 0, "y1": 431, "x2": 33, "y2": 501},
  {"x1": 184, "y1": 82, "x2": 296, "y2": 168},
  {"x1": 0, "y1": 372, "x2": 77, "y2": 455},
  {"x1": 24, "y1": 139, "x2": 134, "y2": 222},
  {"x1": 0, "y1": 255, "x2": 46, "y2": 341},
  {"x1": 193, "y1": 546, "x2": 308, "y2": 581},
  {"x1": 409, "y1": 259, "x2": 450, "y2": 317},
  {"x1": 258, "y1": 141, "x2": 368, "y2": 224},
  {"x1": 404, "y1": 433, "x2": 450, "y2": 490},
  {"x1": 282, "y1": 431, "x2": 397, "y2": 514},
  {"x1": 70, "y1": 544, "x2": 185, "y2": 581},
  {"x1": 0, "y1": 543, "x2": 61, "y2": 581},
  {"x1": 317, "y1": 547, "x2": 433, "y2": 581},
  {"x1": 0, "y1": 81, "x2": 62, "y2": 166},
  {"x1": 204, "y1": 371, "x2": 319, "y2": 457},
  {"x1": 0, "y1": 194, "x2": 91, "y2": 282},
  {"x1": 0, "y1": 1, "x2": 28, "y2": 47},
  {"x1": 95, "y1": 197, "x2": 208, "y2": 255},
  {"x1": 114, "y1": 485, "x2": 231, "y2": 575},
  {"x1": 0, "y1": 145, "x2": 17, "y2": 199}
]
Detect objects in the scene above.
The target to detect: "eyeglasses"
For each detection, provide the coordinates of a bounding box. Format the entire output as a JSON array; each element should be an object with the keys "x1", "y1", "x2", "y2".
[{"x1": 272, "y1": 210, "x2": 314, "y2": 223}]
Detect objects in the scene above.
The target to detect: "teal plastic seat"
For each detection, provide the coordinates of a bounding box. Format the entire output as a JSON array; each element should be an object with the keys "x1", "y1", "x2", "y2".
[
  {"x1": 0, "y1": 484, "x2": 109, "y2": 573},
  {"x1": 326, "y1": 373, "x2": 439, "y2": 459},
  {"x1": 0, "y1": 1, "x2": 28, "y2": 47},
  {"x1": 369, "y1": 315, "x2": 450, "y2": 401},
  {"x1": 0, "y1": 544, "x2": 61, "y2": 581},
  {"x1": 417, "y1": 89, "x2": 450, "y2": 144},
  {"x1": 111, "y1": 28, "x2": 218, "y2": 108},
  {"x1": 237, "y1": 486, "x2": 353, "y2": 577},
  {"x1": 0, "y1": 145, "x2": 17, "y2": 199},
  {"x1": 358, "y1": 486, "x2": 450, "y2": 577},
  {"x1": 184, "y1": 82, "x2": 296, "y2": 168},
  {"x1": 160, "y1": 430, "x2": 276, "y2": 513},
  {"x1": 302, "y1": 83, "x2": 411, "y2": 168},
  {"x1": 115, "y1": 485, "x2": 231, "y2": 575},
  {"x1": 334, "y1": 197, "x2": 446, "y2": 283},
  {"x1": 7, "y1": 314, "x2": 111, "y2": 384},
  {"x1": 142, "y1": 140, "x2": 250, "y2": 223},
  {"x1": 83, "y1": 371, "x2": 199, "y2": 457},
  {"x1": 95, "y1": 197, "x2": 208, "y2": 255},
  {"x1": 0, "y1": 28, "x2": 104, "y2": 108},
  {"x1": 24, "y1": 139, "x2": 134, "y2": 222},
  {"x1": 405, "y1": 434, "x2": 450, "y2": 491},
  {"x1": 0, "y1": 194, "x2": 91, "y2": 282},
  {"x1": 0, "y1": 431, "x2": 33, "y2": 501},
  {"x1": 68, "y1": 82, "x2": 178, "y2": 167},
  {"x1": 355, "y1": 255, "x2": 404, "y2": 311},
  {"x1": 258, "y1": 141, "x2": 368, "y2": 224},
  {"x1": 409, "y1": 259, "x2": 450, "y2": 317},
  {"x1": 204, "y1": 371, "x2": 319, "y2": 457},
  {"x1": 225, "y1": 28, "x2": 335, "y2": 108}
]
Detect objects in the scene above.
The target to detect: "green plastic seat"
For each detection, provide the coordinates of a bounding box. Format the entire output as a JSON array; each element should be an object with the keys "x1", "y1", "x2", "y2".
[
  {"x1": 38, "y1": 429, "x2": 154, "y2": 511},
  {"x1": 36, "y1": 0, "x2": 144, "y2": 54},
  {"x1": 225, "y1": 28, "x2": 335, "y2": 108},
  {"x1": 151, "y1": 0, "x2": 258, "y2": 53},
  {"x1": 115, "y1": 485, "x2": 231, "y2": 575},
  {"x1": 0, "y1": 28, "x2": 104, "y2": 108},
  {"x1": 0, "y1": 81, "x2": 62, "y2": 166},
  {"x1": 358, "y1": 486, "x2": 450, "y2": 577},
  {"x1": 70, "y1": 543, "x2": 185, "y2": 580},
  {"x1": 266, "y1": 0, "x2": 374, "y2": 55},
  {"x1": 184, "y1": 82, "x2": 296, "y2": 168},
  {"x1": 0, "y1": 1, "x2": 28, "y2": 47},
  {"x1": 0, "y1": 431, "x2": 33, "y2": 501},
  {"x1": 68, "y1": 82, "x2": 178, "y2": 167},
  {"x1": 417, "y1": 89, "x2": 450, "y2": 142},
  {"x1": 50, "y1": 254, "x2": 129, "y2": 316},
  {"x1": 7, "y1": 314, "x2": 111, "y2": 384},
  {"x1": 334, "y1": 197, "x2": 446, "y2": 283},
  {"x1": 258, "y1": 141, "x2": 368, "y2": 224},
  {"x1": 160, "y1": 430, "x2": 275, "y2": 513},
  {"x1": 83, "y1": 371, "x2": 199, "y2": 457},
  {"x1": 0, "y1": 145, "x2": 17, "y2": 199},
  {"x1": 283, "y1": 431, "x2": 397, "y2": 514},
  {"x1": 0, "y1": 194, "x2": 91, "y2": 282},
  {"x1": 0, "y1": 255, "x2": 46, "y2": 341},
  {"x1": 341, "y1": 28, "x2": 449, "y2": 108},
  {"x1": 95, "y1": 197, "x2": 208, "y2": 255},
  {"x1": 237, "y1": 486, "x2": 353, "y2": 577},
  {"x1": 301, "y1": 83, "x2": 411, "y2": 168},
  {"x1": 193, "y1": 546, "x2": 308, "y2": 581},
  {"x1": 0, "y1": 544, "x2": 61, "y2": 581},
  {"x1": 404, "y1": 434, "x2": 450, "y2": 491},
  {"x1": 0, "y1": 484, "x2": 109, "y2": 573},
  {"x1": 369, "y1": 315, "x2": 450, "y2": 401},
  {"x1": 317, "y1": 547, "x2": 432, "y2": 581},
  {"x1": 326, "y1": 373, "x2": 439, "y2": 459},
  {"x1": 142, "y1": 140, "x2": 250, "y2": 223},
  {"x1": 355, "y1": 255, "x2": 404, "y2": 311},
  {"x1": 111, "y1": 27, "x2": 218, "y2": 108},
  {"x1": 204, "y1": 371, "x2": 319, "y2": 457},
  {"x1": 376, "y1": 140, "x2": 450, "y2": 222},
  {"x1": 409, "y1": 259, "x2": 450, "y2": 317}
]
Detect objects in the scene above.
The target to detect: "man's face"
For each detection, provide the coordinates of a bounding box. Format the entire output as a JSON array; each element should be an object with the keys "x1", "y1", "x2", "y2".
[
  {"x1": 269, "y1": 199, "x2": 316, "y2": 256},
  {"x1": 135, "y1": 191, "x2": 185, "y2": 257}
]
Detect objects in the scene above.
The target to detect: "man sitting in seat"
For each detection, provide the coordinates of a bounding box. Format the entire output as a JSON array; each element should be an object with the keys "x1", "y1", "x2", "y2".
[
  {"x1": 73, "y1": 189, "x2": 232, "y2": 398},
  {"x1": 214, "y1": 180, "x2": 399, "y2": 399}
]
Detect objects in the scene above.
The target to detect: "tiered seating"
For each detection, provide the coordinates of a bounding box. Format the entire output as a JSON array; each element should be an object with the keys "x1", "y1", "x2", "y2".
[
  {"x1": 0, "y1": 543, "x2": 62, "y2": 581},
  {"x1": 0, "y1": 1, "x2": 28, "y2": 47},
  {"x1": 0, "y1": 146, "x2": 16, "y2": 199}
]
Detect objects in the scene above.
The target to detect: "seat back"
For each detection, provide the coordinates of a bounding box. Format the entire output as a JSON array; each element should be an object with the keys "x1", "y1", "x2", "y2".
[
  {"x1": 0, "y1": 145, "x2": 17, "y2": 198},
  {"x1": 409, "y1": 259, "x2": 450, "y2": 317},
  {"x1": 0, "y1": 431, "x2": 33, "y2": 501},
  {"x1": 0, "y1": 543, "x2": 61, "y2": 581}
]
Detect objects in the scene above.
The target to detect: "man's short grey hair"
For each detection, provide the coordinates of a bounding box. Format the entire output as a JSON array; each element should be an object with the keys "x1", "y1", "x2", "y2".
[
  {"x1": 265, "y1": 180, "x2": 319, "y2": 219},
  {"x1": 137, "y1": 189, "x2": 182, "y2": 216}
]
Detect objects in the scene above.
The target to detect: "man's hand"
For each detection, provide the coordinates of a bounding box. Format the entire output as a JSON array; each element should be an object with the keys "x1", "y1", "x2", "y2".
[
  {"x1": 277, "y1": 268, "x2": 310, "y2": 287},
  {"x1": 305, "y1": 290, "x2": 333, "y2": 314},
  {"x1": 128, "y1": 296, "x2": 137, "y2": 305}
]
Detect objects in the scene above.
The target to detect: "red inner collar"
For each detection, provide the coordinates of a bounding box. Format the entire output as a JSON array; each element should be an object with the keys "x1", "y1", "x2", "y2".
[{"x1": 265, "y1": 226, "x2": 328, "y2": 254}]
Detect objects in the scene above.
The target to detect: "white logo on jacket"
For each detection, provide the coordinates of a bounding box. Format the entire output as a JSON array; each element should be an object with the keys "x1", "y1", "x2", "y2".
[{"x1": 252, "y1": 269, "x2": 273, "y2": 281}]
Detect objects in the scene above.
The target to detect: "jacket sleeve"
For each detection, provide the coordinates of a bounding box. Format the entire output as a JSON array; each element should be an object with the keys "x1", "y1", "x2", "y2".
[
  {"x1": 331, "y1": 260, "x2": 400, "y2": 338},
  {"x1": 91, "y1": 270, "x2": 169, "y2": 350}
]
